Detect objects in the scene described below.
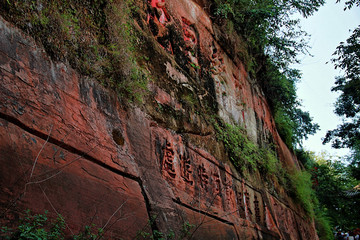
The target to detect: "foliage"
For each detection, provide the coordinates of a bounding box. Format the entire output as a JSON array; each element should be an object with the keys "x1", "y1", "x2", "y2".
[
  {"x1": 1, "y1": 210, "x2": 105, "y2": 240},
  {"x1": 137, "y1": 229, "x2": 175, "y2": 240},
  {"x1": 214, "y1": 0, "x2": 324, "y2": 68},
  {"x1": 309, "y1": 152, "x2": 360, "y2": 231},
  {"x1": 0, "y1": 0, "x2": 149, "y2": 104},
  {"x1": 1, "y1": 210, "x2": 194, "y2": 240},
  {"x1": 292, "y1": 150, "x2": 335, "y2": 236},
  {"x1": 212, "y1": 119, "x2": 319, "y2": 219},
  {"x1": 213, "y1": 120, "x2": 256, "y2": 170},
  {"x1": 348, "y1": 142, "x2": 360, "y2": 180},
  {"x1": 323, "y1": 25, "x2": 360, "y2": 149},
  {"x1": 288, "y1": 168, "x2": 315, "y2": 215},
  {"x1": 324, "y1": 0, "x2": 360, "y2": 186},
  {"x1": 295, "y1": 149, "x2": 360, "y2": 236},
  {"x1": 136, "y1": 215, "x2": 194, "y2": 240},
  {"x1": 73, "y1": 225, "x2": 104, "y2": 240},
  {"x1": 213, "y1": 119, "x2": 280, "y2": 174},
  {"x1": 314, "y1": 206, "x2": 334, "y2": 240},
  {"x1": 212, "y1": 119, "x2": 319, "y2": 215},
  {"x1": 295, "y1": 148, "x2": 314, "y2": 167},
  {"x1": 337, "y1": 0, "x2": 360, "y2": 10},
  {"x1": 213, "y1": 0, "x2": 321, "y2": 148},
  {"x1": 261, "y1": 55, "x2": 319, "y2": 150},
  {"x1": 1, "y1": 210, "x2": 65, "y2": 240},
  {"x1": 179, "y1": 222, "x2": 195, "y2": 239}
]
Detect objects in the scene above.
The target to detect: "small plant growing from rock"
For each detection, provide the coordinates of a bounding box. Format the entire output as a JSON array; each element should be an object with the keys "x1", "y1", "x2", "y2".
[
  {"x1": 136, "y1": 214, "x2": 195, "y2": 240},
  {"x1": 1, "y1": 210, "x2": 104, "y2": 240},
  {"x1": 1, "y1": 210, "x2": 65, "y2": 240}
]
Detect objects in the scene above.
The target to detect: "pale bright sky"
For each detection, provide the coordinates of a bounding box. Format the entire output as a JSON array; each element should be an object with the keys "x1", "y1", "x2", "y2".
[{"x1": 295, "y1": 1, "x2": 360, "y2": 158}]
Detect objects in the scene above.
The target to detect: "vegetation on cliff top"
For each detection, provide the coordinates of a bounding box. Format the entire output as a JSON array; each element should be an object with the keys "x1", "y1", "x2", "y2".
[
  {"x1": 0, "y1": 0, "x2": 148, "y2": 104},
  {"x1": 213, "y1": 0, "x2": 322, "y2": 149}
]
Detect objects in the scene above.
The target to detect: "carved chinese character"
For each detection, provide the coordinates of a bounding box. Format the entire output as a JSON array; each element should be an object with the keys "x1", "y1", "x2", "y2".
[
  {"x1": 236, "y1": 188, "x2": 246, "y2": 219},
  {"x1": 254, "y1": 195, "x2": 261, "y2": 223},
  {"x1": 212, "y1": 172, "x2": 221, "y2": 196},
  {"x1": 198, "y1": 163, "x2": 209, "y2": 191},
  {"x1": 224, "y1": 177, "x2": 235, "y2": 211},
  {"x1": 180, "y1": 152, "x2": 193, "y2": 185},
  {"x1": 245, "y1": 190, "x2": 253, "y2": 219},
  {"x1": 162, "y1": 141, "x2": 176, "y2": 178},
  {"x1": 225, "y1": 180, "x2": 232, "y2": 201}
]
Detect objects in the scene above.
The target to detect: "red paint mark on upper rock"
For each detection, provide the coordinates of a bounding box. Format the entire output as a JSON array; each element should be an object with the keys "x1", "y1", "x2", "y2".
[{"x1": 150, "y1": 0, "x2": 169, "y2": 24}]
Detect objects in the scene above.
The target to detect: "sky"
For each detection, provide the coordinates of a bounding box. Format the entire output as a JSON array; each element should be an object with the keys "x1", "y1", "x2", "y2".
[{"x1": 294, "y1": 1, "x2": 360, "y2": 158}]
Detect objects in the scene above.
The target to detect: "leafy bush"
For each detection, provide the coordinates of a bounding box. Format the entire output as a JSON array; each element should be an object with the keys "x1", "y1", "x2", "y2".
[
  {"x1": 314, "y1": 207, "x2": 334, "y2": 240},
  {"x1": 213, "y1": 119, "x2": 282, "y2": 179},
  {"x1": 1, "y1": 210, "x2": 65, "y2": 240},
  {"x1": 288, "y1": 169, "x2": 315, "y2": 216},
  {"x1": 73, "y1": 225, "x2": 104, "y2": 240},
  {"x1": 136, "y1": 214, "x2": 194, "y2": 240},
  {"x1": 1, "y1": 210, "x2": 104, "y2": 240}
]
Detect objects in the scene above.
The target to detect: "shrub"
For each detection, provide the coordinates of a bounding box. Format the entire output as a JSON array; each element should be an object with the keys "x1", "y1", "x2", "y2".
[
  {"x1": 213, "y1": 119, "x2": 282, "y2": 179},
  {"x1": 314, "y1": 208, "x2": 334, "y2": 240},
  {"x1": 1, "y1": 210, "x2": 104, "y2": 240},
  {"x1": 288, "y1": 169, "x2": 315, "y2": 216},
  {"x1": 1, "y1": 210, "x2": 65, "y2": 240}
]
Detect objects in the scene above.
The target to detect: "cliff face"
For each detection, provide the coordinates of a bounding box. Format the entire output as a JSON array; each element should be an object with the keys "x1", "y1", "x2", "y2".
[{"x1": 0, "y1": 0, "x2": 317, "y2": 239}]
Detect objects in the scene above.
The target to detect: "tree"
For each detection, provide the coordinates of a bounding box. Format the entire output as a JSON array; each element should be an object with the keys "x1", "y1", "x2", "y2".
[
  {"x1": 310, "y1": 152, "x2": 360, "y2": 232},
  {"x1": 323, "y1": 0, "x2": 360, "y2": 180},
  {"x1": 323, "y1": 26, "x2": 360, "y2": 149},
  {"x1": 214, "y1": 0, "x2": 322, "y2": 148},
  {"x1": 347, "y1": 142, "x2": 360, "y2": 180},
  {"x1": 214, "y1": 0, "x2": 325, "y2": 69},
  {"x1": 338, "y1": 0, "x2": 360, "y2": 10}
]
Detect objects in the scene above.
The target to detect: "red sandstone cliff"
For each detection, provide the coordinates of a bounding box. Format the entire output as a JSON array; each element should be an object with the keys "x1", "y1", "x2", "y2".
[{"x1": 0, "y1": 0, "x2": 318, "y2": 239}]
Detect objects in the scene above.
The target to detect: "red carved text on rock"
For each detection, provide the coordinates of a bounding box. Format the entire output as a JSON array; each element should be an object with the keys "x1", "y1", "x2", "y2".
[
  {"x1": 180, "y1": 153, "x2": 193, "y2": 185},
  {"x1": 162, "y1": 141, "x2": 176, "y2": 178}
]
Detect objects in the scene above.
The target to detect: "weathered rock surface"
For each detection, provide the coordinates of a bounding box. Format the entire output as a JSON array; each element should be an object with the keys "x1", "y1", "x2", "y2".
[{"x1": 0, "y1": 0, "x2": 318, "y2": 239}]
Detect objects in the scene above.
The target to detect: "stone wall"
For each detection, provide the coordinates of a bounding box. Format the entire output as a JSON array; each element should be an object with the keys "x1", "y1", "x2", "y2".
[{"x1": 0, "y1": 0, "x2": 317, "y2": 239}]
